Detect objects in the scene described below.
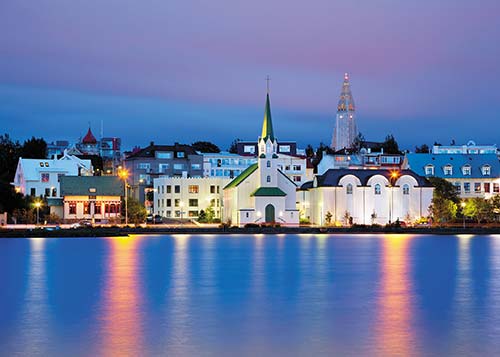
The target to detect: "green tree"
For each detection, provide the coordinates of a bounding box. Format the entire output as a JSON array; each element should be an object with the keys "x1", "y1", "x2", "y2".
[
  {"x1": 198, "y1": 210, "x2": 207, "y2": 223},
  {"x1": 490, "y1": 195, "x2": 500, "y2": 221},
  {"x1": 427, "y1": 177, "x2": 459, "y2": 203},
  {"x1": 124, "y1": 197, "x2": 148, "y2": 224},
  {"x1": 205, "y1": 204, "x2": 215, "y2": 223},
  {"x1": 228, "y1": 138, "x2": 241, "y2": 154},
  {"x1": 430, "y1": 197, "x2": 457, "y2": 223},
  {"x1": 381, "y1": 134, "x2": 400, "y2": 154},
  {"x1": 192, "y1": 141, "x2": 221, "y2": 153},
  {"x1": 464, "y1": 198, "x2": 493, "y2": 223},
  {"x1": 305, "y1": 144, "x2": 314, "y2": 158},
  {"x1": 415, "y1": 144, "x2": 430, "y2": 153},
  {"x1": 0, "y1": 134, "x2": 24, "y2": 213},
  {"x1": 325, "y1": 211, "x2": 333, "y2": 225},
  {"x1": 21, "y1": 136, "x2": 47, "y2": 159}
]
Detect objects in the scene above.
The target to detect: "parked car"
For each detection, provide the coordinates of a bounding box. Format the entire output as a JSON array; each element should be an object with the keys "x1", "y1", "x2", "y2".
[
  {"x1": 71, "y1": 220, "x2": 93, "y2": 229},
  {"x1": 147, "y1": 214, "x2": 163, "y2": 224}
]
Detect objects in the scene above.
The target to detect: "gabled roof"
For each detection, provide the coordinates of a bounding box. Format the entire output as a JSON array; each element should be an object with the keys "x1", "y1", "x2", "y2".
[
  {"x1": 224, "y1": 163, "x2": 258, "y2": 189},
  {"x1": 405, "y1": 153, "x2": 500, "y2": 178},
  {"x1": 60, "y1": 176, "x2": 124, "y2": 196},
  {"x1": 250, "y1": 187, "x2": 287, "y2": 197},
  {"x1": 125, "y1": 142, "x2": 199, "y2": 159},
  {"x1": 302, "y1": 168, "x2": 432, "y2": 189},
  {"x1": 260, "y1": 93, "x2": 275, "y2": 142},
  {"x1": 15, "y1": 156, "x2": 92, "y2": 182}
]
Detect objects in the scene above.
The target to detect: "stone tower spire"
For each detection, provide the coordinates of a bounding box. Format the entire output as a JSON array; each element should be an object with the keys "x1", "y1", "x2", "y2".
[{"x1": 331, "y1": 73, "x2": 357, "y2": 150}]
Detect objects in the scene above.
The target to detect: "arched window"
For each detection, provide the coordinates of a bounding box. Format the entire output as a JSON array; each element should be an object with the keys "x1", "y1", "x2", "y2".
[
  {"x1": 374, "y1": 184, "x2": 381, "y2": 195},
  {"x1": 403, "y1": 184, "x2": 410, "y2": 195},
  {"x1": 267, "y1": 175, "x2": 271, "y2": 183},
  {"x1": 346, "y1": 183, "x2": 353, "y2": 195},
  {"x1": 267, "y1": 160, "x2": 271, "y2": 168}
]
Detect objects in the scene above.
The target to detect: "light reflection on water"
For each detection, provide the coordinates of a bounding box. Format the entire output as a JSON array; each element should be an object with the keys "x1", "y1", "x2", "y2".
[{"x1": 2, "y1": 234, "x2": 500, "y2": 356}]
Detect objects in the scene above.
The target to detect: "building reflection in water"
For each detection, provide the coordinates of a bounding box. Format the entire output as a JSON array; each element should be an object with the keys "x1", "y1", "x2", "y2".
[
  {"x1": 99, "y1": 237, "x2": 144, "y2": 356},
  {"x1": 375, "y1": 235, "x2": 416, "y2": 356}
]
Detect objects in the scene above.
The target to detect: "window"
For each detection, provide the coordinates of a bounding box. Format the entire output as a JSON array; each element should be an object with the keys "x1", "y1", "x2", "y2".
[
  {"x1": 210, "y1": 185, "x2": 216, "y2": 194},
  {"x1": 139, "y1": 174, "x2": 150, "y2": 184},
  {"x1": 191, "y1": 164, "x2": 201, "y2": 170},
  {"x1": 293, "y1": 176, "x2": 301, "y2": 182},
  {"x1": 69, "y1": 203, "x2": 76, "y2": 215},
  {"x1": 474, "y1": 182, "x2": 481, "y2": 193},
  {"x1": 244, "y1": 145, "x2": 255, "y2": 153},
  {"x1": 174, "y1": 199, "x2": 180, "y2": 207},
  {"x1": 346, "y1": 184, "x2": 353, "y2": 195},
  {"x1": 267, "y1": 175, "x2": 271, "y2": 183},
  {"x1": 279, "y1": 145, "x2": 291, "y2": 153},
  {"x1": 425, "y1": 165, "x2": 434, "y2": 176},
  {"x1": 84, "y1": 202, "x2": 90, "y2": 215},
  {"x1": 462, "y1": 165, "x2": 471, "y2": 176},
  {"x1": 159, "y1": 164, "x2": 170, "y2": 173},
  {"x1": 454, "y1": 182, "x2": 461, "y2": 193},
  {"x1": 52, "y1": 188, "x2": 57, "y2": 197},
  {"x1": 374, "y1": 184, "x2": 381, "y2": 195},
  {"x1": 293, "y1": 165, "x2": 301, "y2": 171},
  {"x1": 443, "y1": 165, "x2": 453, "y2": 176},
  {"x1": 188, "y1": 210, "x2": 199, "y2": 217},
  {"x1": 189, "y1": 199, "x2": 198, "y2": 207},
  {"x1": 41, "y1": 173, "x2": 50, "y2": 182},
  {"x1": 166, "y1": 199, "x2": 171, "y2": 207},
  {"x1": 484, "y1": 183, "x2": 491, "y2": 193},
  {"x1": 156, "y1": 151, "x2": 173, "y2": 159},
  {"x1": 464, "y1": 182, "x2": 471, "y2": 193},
  {"x1": 403, "y1": 184, "x2": 410, "y2": 195},
  {"x1": 217, "y1": 186, "x2": 220, "y2": 194},
  {"x1": 167, "y1": 185, "x2": 172, "y2": 193},
  {"x1": 138, "y1": 163, "x2": 150, "y2": 170},
  {"x1": 95, "y1": 204, "x2": 101, "y2": 214},
  {"x1": 494, "y1": 183, "x2": 499, "y2": 193},
  {"x1": 105, "y1": 204, "x2": 110, "y2": 213},
  {"x1": 30, "y1": 188, "x2": 36, "y2": 196},
  {"x1": 267, "y1": 160, "x2": 271, "y2": 168},
  {"x1": 166, "y1": 211, "x2": 171, "y2": 217},
  {"x1": 173, "y1": 164, "x2": 185, "y2": 170},
  {"x1": 174, "y1": 185, "x2": 180, "y2": 193},
  {"x1": 188, "y1": 185, "x2": 199, "y2": 194},
  {"x1": 177, "y1": 151, "x2": 185, "y2": 158},
  {"x1": 110, "y1": 204, "x2": 117, "y2": 214},
  {"x1": 482, "y1": 165, "x2": 491, "y2": 176}
]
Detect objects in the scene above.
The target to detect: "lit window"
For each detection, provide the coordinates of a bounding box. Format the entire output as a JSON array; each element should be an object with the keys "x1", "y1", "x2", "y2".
[
  {"x1": 484, "y1": 183, "x2": 491, "y2": 193},
  {"x1": 346, "y1": 183, "x2": 353, "y2": 195},
  {"x1": 443, "y1": 165, "x2": 453, "y2": 176},
  {"x1": 374, "y1": 184, "x2": 381, "y2": 195},
  {"x1": 188, "y1": 185, "x2": 199, "y2": 194},
  {"x1": 462, "y1": 165, "x2": 471, "y2": 176},
  {"x1": 474, "y1": 182, "x2": 481, "y2": 193},
  {"x1": 494, "y1": 183, "x2": 499, "y2": 193},
  {"x1": 177, "y1": 152, "x2": 185, "y2": 158},
  {"x1": 403, "y1": 184, "x2": 410, "y2": 195},
  {"x1": 425, "y1": 165, "x2": 434, "y2": 176},
  {"x1": 41, "y1": 173, "x2": 50, "y2": 182},
  {"x1": 482, "y1": 165, "x2": 491, "y2": 176}
]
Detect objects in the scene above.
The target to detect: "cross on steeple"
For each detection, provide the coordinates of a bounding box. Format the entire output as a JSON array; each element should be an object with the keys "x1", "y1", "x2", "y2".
[{"x1": 266, "y1": 75, "x2": 271, "y2": 94}]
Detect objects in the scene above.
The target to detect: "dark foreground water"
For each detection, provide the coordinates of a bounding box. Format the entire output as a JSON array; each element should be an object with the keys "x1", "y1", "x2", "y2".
[{"x1": 1, "y1": 234, "x2": 500, "y2": 356}]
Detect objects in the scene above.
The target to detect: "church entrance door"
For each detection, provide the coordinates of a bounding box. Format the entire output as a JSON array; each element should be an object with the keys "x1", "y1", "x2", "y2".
[{"x1": 265, "y1": 204, "x2": 275, "y2": 223}]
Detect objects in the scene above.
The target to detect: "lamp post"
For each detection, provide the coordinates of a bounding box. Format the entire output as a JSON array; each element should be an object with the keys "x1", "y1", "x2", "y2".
[
  {"x1": 389, "y1": 171, "x2": 399, "y2": 225},
  {"x1": 118, "y1": 168, "x2": 129, "y2": 226},
  {"x1": 461, "y1": 201, "x2": 466, "y2": 229},
  {"x1": 34, "y1": 201, "x2": 41, "y2": 225}
]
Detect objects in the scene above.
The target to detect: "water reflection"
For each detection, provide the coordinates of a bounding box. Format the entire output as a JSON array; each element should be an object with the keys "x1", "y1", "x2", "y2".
[
  {"x1": 98, "y1": 237, "x2": 143, "y2": 356},
  {"x1": 376, "y1": 235, "x2": 416, "y2": 356}
]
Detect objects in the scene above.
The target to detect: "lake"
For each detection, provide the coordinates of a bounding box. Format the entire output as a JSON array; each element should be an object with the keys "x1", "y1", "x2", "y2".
[{"x1": 1, "y1": 234, "x2": 500, "y2": 356}]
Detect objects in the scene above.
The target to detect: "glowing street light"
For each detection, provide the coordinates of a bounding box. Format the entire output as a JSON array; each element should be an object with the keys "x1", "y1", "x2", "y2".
[
  {"x1": 34, "y1": 201, "x2": 42, "y2": 225},
  {"x1": 389, "y1": 171, "x2": 400, "y2": 224},
  {"x1": 118, "y1": 168, "x2": 129, "y2": 225}
]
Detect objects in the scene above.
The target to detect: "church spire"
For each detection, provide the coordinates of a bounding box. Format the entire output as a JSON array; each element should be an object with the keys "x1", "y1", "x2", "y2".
[
  {"x1": 260, "y1": 77, "x2": 275, "y2": 142},
  {"x1": 337, "y1": 72, "x2": 355, "y2": 112}
]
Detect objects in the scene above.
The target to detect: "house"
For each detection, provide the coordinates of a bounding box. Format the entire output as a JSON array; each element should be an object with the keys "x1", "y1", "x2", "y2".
[
  {"x1": 299, "y1": 169, "x2": 434, "y2": 225},
  {"x1": 12, "y1": 151, "x2": 92, "y2": 198},
  {"x1": 49, "y1": 176, "x2": 123, "y2": 222},
  {"x1": 223, "y1": 91, "x2": 299, "y2": 226},
  {"x1": 404, "y1": 153, "x2": 500, "y2": 199}
]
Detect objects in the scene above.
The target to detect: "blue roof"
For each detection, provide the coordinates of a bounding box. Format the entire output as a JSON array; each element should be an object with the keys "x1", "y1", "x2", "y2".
[{"x1": 405, "y1": 153, "x2": 500, "y2": 179}]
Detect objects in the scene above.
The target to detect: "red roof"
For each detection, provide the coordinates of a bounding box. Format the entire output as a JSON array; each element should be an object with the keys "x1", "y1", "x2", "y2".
[{"x1": 82, "y1": 128, "x2": 97, "y2": 144}]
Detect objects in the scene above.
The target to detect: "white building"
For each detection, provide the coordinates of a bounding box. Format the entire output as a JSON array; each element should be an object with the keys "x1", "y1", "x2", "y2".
[
  {"x1": 331, "y1": 73, "x2": 357, "y2": 150},
  {"x1": 203, "y1": 152, "x2": 257, "y2": 179},
  {"x1": 432, "y1": 141, "x2": 498, "y2": 155},
  {"x1": 223, "y1": 92, "x2": 299, "y2": 226},
  {"x1": 153, "y1": 176, "x2": 229, "y2": 219},
  {"x1": 299, "y1": 169, "x2": 434, "y2": 225},
  {"x1": 12, "y1": 151, "x2": 92, "y2": 198}
]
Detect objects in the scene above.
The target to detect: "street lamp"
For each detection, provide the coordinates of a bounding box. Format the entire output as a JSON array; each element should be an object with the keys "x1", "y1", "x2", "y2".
[
  {"x1": 389, "y1": 171, "x2": 399, "y2": 224},
  {"x1": 118, "y1": 168, "x2": 129, "y2": 225},
  {"x1": 34, "y1": 201, "x2": 42, "y2": 225},
  {"x1": 461, "y1": 201, "x2": 466, "y2": 229}
]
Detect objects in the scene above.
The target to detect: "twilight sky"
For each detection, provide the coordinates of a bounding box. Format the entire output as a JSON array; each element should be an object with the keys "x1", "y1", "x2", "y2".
[{"x1": 1, "y1": 0, "x2": 499, "y2": 151}]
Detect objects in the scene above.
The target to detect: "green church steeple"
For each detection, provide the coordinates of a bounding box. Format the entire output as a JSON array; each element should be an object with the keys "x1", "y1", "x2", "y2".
[{"x1": 260, "y1": 93, "x2": 275, "y2": 142}]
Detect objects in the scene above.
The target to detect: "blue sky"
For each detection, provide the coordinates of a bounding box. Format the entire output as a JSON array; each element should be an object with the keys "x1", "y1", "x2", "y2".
[{"x1": 1, "y1": 0, "x2": 499, "y2": 150}]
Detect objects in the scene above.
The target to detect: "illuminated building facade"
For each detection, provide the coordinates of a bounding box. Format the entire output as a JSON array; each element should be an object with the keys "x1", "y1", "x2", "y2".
[{"x1": 331, "y1": 73, "x2": 357, "y2": 150}]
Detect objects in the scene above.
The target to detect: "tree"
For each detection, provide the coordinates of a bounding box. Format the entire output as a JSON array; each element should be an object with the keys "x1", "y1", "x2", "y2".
[
  {"x1": 228, "y1": 138, "x2": 241, "y2": 154},
  {"x1": 21, "y1": 137, "x2": 47, "y2": 159},
  {"x1": 415, "y1": 144, "x2": 430, "y2": 153},
  {"x1": 124, "y1": 197, "x2": 148, "y2": 224},
  {"x1": 205, "y1": 204, "x2": 215, "y2": 222},
  {"x1": 490, "y1": 195, "x2": 500, "y2": 221},
  {"x1": 381, "y1": 134, "x2": 400, "y2": 154},
  {"x1": 430, "y1": 197, "x2": 457, "y2": 223},
  {"x1": 463, "y1": 198, "x2": 493, "y2": 224},
  {"x1": 305, "y1": 144, "x2": 314, "y2": 158},
  {"x1": 427, "y1": 177, "x2": 459, "y2": 203},
  {"x1": 198, "y1": 210, "x2": 207, "y2": 223},
  {"x1": 325, "y1": 211, "x2": 332, "y2": 225},
  {"x1": 352, "y1": 132, "x2": 366, "y2": 153},
  {"x1": 192, "y1": 141, "x2": 221, "y2": 153}
]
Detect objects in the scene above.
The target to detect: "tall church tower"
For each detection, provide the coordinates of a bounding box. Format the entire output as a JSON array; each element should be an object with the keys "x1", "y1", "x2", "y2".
[
  {"x1": 258, "y1": 91, "x2": 279, "y2": 187},
  {"x1": 331, "y1": 73, "x2": 357, "y2": 150}
]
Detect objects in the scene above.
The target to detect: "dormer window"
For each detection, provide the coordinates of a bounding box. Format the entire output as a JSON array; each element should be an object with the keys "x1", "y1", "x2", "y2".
[
  {"x1": 462, "y1": 164, "x2": 471, "y2": 176},
  {"x1": 443, "y1": 164, "x2": 453, "y2": 176},
  {"x1": 482, "y1": 165, "x2": 491, "y2": 176},
  {"x1": 425, "y1": 164, "x2": 434, "y2": 176}
]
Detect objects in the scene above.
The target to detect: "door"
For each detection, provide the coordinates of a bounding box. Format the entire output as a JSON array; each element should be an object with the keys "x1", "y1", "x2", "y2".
[{"x1": 265, "y1": 204, "x2": 275, "y2": 223}]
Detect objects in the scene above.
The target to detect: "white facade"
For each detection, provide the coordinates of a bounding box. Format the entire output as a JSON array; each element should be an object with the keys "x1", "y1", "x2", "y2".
[
  {"x1": 12, "y1": 151, "x2": 92, "y2": 197},
  {"x1": 301, "y1": 170, "x2": 434, "y2": 226},
  {"x1": 432, "y1": 141, "x2": 498, "y2": 155},
  {"x1": 202, "y1": 152, "x2": 257, "y2": 179},
  {"x1": 153, "y1": 176, "x2": 230, "y2": 219}
]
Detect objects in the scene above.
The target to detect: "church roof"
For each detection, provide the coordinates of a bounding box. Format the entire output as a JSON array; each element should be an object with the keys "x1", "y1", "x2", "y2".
[
  {"x1": 337, "y1": 73, "x2": 355, "y2": 112},
  {"x1": 250, "y1": 187, "x2": 287, "y2": 197},
  {"x1": 260, "y1": 93, "x2": 275, "y2": 142},
  {"x1": 224, "y1": 163, "x2": 258, "y2": 189},
  {"x1": 82, "y1": 128, "x2": 97, "y2": 144}
]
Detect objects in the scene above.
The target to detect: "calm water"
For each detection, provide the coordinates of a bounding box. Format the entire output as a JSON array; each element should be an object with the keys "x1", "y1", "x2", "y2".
[{"x1": 1, "y1": 234, "x2": 500, "y2": 356}]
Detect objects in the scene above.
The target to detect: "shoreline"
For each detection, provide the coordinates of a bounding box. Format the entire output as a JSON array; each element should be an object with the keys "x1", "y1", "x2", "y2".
[{"x1": 1, "y1": 226, "x2": 500, "y2": 238}]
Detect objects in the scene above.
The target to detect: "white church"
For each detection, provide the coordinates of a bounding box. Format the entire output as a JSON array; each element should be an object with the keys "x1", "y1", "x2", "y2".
[{"x1": 223, "y1": 92, "x2": 300, "y2": 226}]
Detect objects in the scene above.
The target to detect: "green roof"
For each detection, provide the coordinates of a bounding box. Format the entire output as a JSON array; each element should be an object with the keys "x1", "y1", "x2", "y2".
[
  {"x1": 224, "y1": 163, "x2": 258, "y2": 189},
  {"x1": 47, "y1": 198, "x2": 63, "y2": 206},
  {"x1": 60, "y1": 176, "x2": 124, "y2": 196},
  {"x1": 250, "y1": 187, "x2": 287, "y2": 197},
  {"x1": 260, "y1": 93, "x2": 275, "y2": 142}
]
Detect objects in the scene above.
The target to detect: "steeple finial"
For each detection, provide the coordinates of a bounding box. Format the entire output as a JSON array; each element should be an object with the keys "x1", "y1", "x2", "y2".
[{"x1": 344, "y1": 72, "x2": 349, "y2": 81}]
